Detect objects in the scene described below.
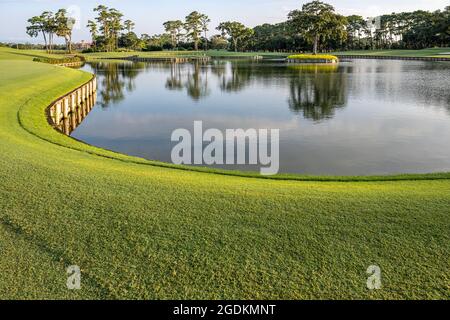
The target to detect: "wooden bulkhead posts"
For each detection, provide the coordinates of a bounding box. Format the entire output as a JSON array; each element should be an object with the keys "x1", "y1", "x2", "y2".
[{"x1": 47, "y1": 76, "x2": 98, "y2": 135}]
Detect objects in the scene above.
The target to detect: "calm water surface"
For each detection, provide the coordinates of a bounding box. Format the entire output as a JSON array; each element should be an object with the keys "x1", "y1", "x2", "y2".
[{"x1": 72, "y1": 59, "x2": 450, "y2": 175}]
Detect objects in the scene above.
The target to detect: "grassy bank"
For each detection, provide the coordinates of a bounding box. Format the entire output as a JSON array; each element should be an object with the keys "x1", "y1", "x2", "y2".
[
  {"x1": 0, "y1": 47, "x2": 69, "y2": 60},
  {"x1": 332, "y1": 47, "x2": 450, "y2": 58},
  {"x1": 0, "y1": 47, "x2": 449, "y2": 299}
]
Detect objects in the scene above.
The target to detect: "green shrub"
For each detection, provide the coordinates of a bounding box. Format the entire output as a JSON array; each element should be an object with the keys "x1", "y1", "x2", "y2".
[
  {"x1": 33, "y1": 55, "x2": 86, "y2": 65},
  {"x1": 287, "y1": 54, "x2": 339, "y2": 62},
  {"x1": 143, "y1": 45, "x2": 163, "y2": 52},
  {"x1": 117, "y1": 48, "x2": 134, "y2": 52}
]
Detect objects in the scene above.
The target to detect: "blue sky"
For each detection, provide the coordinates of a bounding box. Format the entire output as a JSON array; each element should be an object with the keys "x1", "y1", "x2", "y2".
[{"x1": 0, "y1": 0, "x2": 448, "y2": 43}]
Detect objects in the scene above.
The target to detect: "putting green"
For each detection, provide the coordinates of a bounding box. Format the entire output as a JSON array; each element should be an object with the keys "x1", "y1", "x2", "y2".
[{"x1": 0, "y1": 48, "x2": 448, "y2": 299}]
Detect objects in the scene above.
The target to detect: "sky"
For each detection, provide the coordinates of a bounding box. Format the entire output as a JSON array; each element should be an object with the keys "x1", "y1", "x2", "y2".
[{"x1": 0, "y1": 0, "x2": 448, "y2": 43}]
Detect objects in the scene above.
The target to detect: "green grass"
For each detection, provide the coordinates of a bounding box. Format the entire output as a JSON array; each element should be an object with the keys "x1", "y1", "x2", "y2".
[
  {"x1": 0, "y1": 47, "x2": 449, "y2": 299},
  {"x1": 0, "y1": 47, "x2": 70, "y2": 61},
  {"x1": 332, "y1": 47, "x2": 450, "y2": 58}
]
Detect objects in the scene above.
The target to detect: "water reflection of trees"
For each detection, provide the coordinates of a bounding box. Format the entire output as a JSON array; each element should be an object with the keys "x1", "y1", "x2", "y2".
[
  {"x1": 89, "y1": 61, "x2": 144, "y2": 108},
  {"x1": 209, "y1": 62, "x2": 348, "y2": 122},
  {"x1": 185, "y1": 62, "x2": 210, "y2": 100},
  {"x1": 89, "y1": 59, "x2": 450, "y2": 122},
  {"x1": 165, "y1": 63, "x2": 184, "y2": 91},
  {"x1": 287, "y1": 65, "x2": 347, "y2": 121},
  {"x1": 165, "y1": 62, "x2": 210, "y2": 100},
  {"x1": 90, "y1": 60, "x2": 349, "y2": 121},
  {"x1": 165, "y1": 60, "x2": 257, "y2": 99},
  {"x1": 213, "y1": 61, "x2": 253, "y2": 92}
]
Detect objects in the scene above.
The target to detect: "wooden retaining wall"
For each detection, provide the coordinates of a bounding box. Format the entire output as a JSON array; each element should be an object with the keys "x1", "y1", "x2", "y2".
[
  {"x1": 101, "y1": 55, "x2": 212, "y2": 63},
  {"x1": 213, "y1": 55, "x2": 263, "y2": 60},
  {"x1": 98, "y1": 55, "x2": 267, "y2": 62},
  {"x1": 129, "y1": 56, "x2": 211, "y2": 63},
  {"x1": 56, "y1": 61, "x2": 86, "y2": 67},
  {"x1": 335, "y1": 55, "x2": 450, "y2": 62},
  {"x1": 48, "y1": 76, "x2": 97, "y2": 135},
  {"x1": 286, "y1": 58, "x2": 338, "y2": 64}
]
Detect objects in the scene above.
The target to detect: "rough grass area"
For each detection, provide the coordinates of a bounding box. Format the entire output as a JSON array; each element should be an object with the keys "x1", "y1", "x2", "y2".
[{"x1": 0, "y1": 47, "x2": 449, "y2": 299}]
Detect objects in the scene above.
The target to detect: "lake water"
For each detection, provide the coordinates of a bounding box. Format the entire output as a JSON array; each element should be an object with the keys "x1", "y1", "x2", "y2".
[{"x1": 72, "y1": 59, "x2": 450, "y2": 175}]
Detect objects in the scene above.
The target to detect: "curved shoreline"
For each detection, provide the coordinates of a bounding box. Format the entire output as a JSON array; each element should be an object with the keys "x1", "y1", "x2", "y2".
[
  {"x1": 27, "y1": 65, "x2": 450, "y2": 182},
  {"x1": 2, "y1": 55, "x2": 449, "y2": 300}
]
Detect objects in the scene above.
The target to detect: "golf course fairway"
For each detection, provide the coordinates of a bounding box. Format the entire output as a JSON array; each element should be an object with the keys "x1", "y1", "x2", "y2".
[{"x1": 0, "y1": 48, "x2": 448, "y2": 299}]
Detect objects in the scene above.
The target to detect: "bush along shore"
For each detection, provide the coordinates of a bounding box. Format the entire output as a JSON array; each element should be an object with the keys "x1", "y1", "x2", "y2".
[{"x1": 33, "y1": 55, "x2": 86, "y2": 66}]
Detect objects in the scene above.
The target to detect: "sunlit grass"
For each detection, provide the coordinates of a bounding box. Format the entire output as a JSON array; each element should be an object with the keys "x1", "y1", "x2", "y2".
[{"x1": 0, "y1": 47, "x2": 449, "y2": 299}]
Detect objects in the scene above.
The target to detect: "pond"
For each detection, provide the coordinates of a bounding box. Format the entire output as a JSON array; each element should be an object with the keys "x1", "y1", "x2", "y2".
[{"x1": 71, "y1": 59, "x2": 450, "y2": 175}]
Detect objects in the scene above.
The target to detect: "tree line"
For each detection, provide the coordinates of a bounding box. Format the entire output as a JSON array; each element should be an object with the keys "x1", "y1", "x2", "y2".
[
  {"x1": 250, "y1": 2, "x2": 449, "y2": 52},
  {"x1": 26, "y1": 9, "x2": 76, "y2": 53},
  {"x1": 26, "y1": 1, "x2": 450, "y2": 54}
]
